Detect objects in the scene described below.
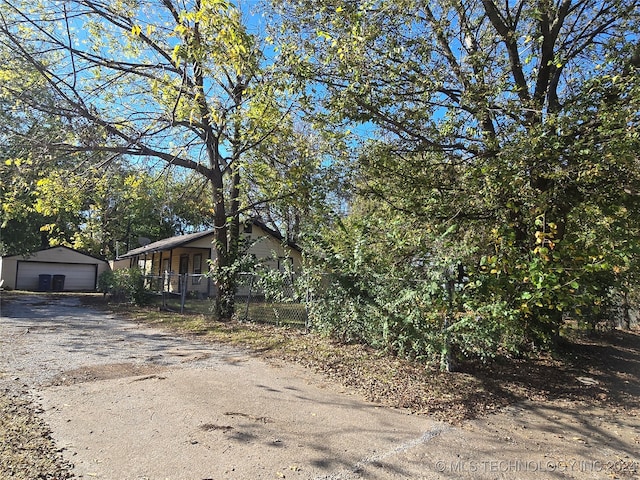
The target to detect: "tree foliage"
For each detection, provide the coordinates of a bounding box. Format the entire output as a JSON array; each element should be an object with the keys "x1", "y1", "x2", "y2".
[
  {"x1": 0, "y1": 43, "x2": 80, "y2": 255},
  {"x1": 0, "y1": 16, "x2": 219, "y2": 258},
  {"x1": 270, "y1": 0, "x2": 640, "y2": 363},
  {"x1": 64, "y1": 164, "x2": 214, "y2": 259},
  {"x1": 241, "y1": 121, "x2": 350, "y2": 245}
]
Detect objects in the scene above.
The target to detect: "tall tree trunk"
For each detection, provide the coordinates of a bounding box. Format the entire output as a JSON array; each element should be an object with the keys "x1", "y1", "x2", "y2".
[
  {"x1": 210, "y1": 163, "x2": 233, "y2": 319},
  {"x1": 213, "y1": 79, "x2": 246, "y2": 319}
]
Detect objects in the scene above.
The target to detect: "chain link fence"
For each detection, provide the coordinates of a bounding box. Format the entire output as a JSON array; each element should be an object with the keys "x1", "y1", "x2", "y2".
[
  {"x1": 141, "y1": 270, "x2": 639, "y2": 334},
  {"x1": 143, "y1": 272, "x2": 309, "y2": 328},
  {"x1": 235, "y1": 273, "x2": 308, "y2": 328}
]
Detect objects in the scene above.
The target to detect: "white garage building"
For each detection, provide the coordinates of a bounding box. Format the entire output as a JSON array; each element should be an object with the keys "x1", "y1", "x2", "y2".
[{"x1": 0, "y1": 246, "x2": 110, "y2": 291}]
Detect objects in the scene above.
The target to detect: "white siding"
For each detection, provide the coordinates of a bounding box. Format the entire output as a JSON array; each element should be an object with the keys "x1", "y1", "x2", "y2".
[
  {"x1": 109, "y1": 224, "x2": 302, "y2": 298},
  {"x1": 245, "y1": 225, "x2": 302, "y2": 271}
]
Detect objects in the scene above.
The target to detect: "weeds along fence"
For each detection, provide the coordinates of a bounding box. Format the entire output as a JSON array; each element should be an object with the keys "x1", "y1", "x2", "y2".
[{"x1": 143, "y1": 272, "x2": 309, "y2": 328}]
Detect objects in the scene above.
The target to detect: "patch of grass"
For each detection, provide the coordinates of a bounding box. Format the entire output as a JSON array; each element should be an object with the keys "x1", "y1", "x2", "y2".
[{"x1": 117, "y1": 305, "x2": 297, "y2": 352}]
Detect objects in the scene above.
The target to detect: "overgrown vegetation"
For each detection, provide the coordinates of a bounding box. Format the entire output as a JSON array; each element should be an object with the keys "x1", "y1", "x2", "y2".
[
  {"x1": 301, "y1": 208, "x2": 639, "y2": 370},
  {"x1": 270, "y1": 0, "x2": 640, "y2": 367},
  {"x1": 97, "y1": 268, "x2": 150, "y2": 305},
  {"x1": 1, "y1": 0, "x2": 639, "y2": 367}
]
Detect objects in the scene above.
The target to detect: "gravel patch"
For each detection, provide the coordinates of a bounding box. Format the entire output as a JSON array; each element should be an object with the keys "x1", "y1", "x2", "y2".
[
  {"x1": 0, "y1": 294, "x2": 248, "y2": 390},
  {"x1": 0, "y1": 388, "x2": 73, "y2": 480}
]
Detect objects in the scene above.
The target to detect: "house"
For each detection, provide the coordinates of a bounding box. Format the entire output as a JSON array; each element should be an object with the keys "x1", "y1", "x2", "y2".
[
  {"x1": 0, "y1": 246, "x2": 110, "y2": 291},
  {"x1": 113, "y1": 220, "x2": 302, "y2": 297}
]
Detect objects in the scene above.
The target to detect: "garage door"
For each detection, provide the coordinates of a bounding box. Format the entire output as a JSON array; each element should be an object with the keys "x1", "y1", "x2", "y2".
[{"x1": 15, "y1": 262, "x2": 97, "y2": 291}]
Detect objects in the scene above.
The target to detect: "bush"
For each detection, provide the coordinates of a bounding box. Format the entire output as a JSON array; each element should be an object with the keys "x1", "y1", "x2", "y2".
[
  {"x1": 98, "y1": 268, "x2": 150, "y2": 305},
  {"x1": 301, "y1": 218, "x2": 531, "y2": 370}
]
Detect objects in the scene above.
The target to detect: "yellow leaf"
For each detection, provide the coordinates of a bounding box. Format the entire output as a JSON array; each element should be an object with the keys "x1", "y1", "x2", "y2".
[{"x1": 131, "y1": 24, "x2": 142, "y2": 36}]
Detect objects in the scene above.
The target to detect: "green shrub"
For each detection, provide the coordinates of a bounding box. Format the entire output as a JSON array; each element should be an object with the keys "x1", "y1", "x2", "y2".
[{"x1": 98, "y1": 268, "x2": 150, "y2": 305}]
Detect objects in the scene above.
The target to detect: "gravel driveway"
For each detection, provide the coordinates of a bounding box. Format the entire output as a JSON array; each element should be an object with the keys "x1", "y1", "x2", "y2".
[
  {"x1": 1, "y1": 294, "x2": 638, "y2": 480},
  {"x1": 0, "y1": 295, "x2": 451, "y2": 479},
  {"x1": 0, "y1": 295, "x2": 243, "y2": 388}
]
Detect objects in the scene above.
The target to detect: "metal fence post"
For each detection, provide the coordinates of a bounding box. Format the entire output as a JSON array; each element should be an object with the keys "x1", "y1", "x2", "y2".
[
  {"x1": 180, "y1": 274, "x2": 187, "y2": 313},
  {"x1": 305, "y1": 285, "x2": 311, "y2": 331},
  {"x1": 243, "y1": 273, "x2": 254, "y2": 322}
]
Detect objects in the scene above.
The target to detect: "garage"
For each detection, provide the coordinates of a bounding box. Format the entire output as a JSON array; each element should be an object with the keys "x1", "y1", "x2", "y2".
[
  {"x1": 0, "y1": 246, "x2": 110, "y2": 291},
  {"x1": 15, "y1": 262, "x2": 98, "y2": 291}
]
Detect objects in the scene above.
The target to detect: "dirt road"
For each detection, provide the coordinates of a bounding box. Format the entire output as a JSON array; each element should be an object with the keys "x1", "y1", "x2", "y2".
[{"x1": 1, "y1": 294, "x2": 638, "y2": 479}]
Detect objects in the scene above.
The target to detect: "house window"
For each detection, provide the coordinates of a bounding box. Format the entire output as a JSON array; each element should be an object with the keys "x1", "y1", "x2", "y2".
[
  {"x1": 244, "y1": 222, "x2": 253, "y2": 234},
  {"x1": 193, "y1": 253, "x2": 202, "y2": 285}
]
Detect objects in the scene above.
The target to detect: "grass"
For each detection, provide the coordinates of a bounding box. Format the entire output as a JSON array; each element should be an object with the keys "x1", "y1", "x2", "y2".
[{"x1": 147, "y1": 294, "x2": 308, "y2": 326}]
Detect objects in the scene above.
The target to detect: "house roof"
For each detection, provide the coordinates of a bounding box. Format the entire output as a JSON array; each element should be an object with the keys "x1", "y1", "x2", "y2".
[
  {"x1": 118, "y1": 230, "x2": 213, "y2": 259},
  {"x1": 118, "y1": 219, "x2": 301, "y2": 259},
  {"x1": 251, "y1": 219, "x2": 302, "y2": 253},
  {"x1": 2, "y1": 245, "x2": 108, "y2": 263}
]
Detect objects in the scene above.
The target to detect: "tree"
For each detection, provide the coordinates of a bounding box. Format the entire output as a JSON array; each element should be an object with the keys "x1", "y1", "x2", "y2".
[
  {"x1": 0, "y1": 45, "x2": 209, "y2": 257},
  {"x1": 61, "y1": 164, "x2": 214, "y2": 259},
  {"x1": 240, "y1": 120, "x2": 348, "y2": 245},
  {"x1": 0, "y1": 38, "x2": 80, "y2": 255},
  {"x1": 270, "y1": 0, "x2": 640, "y2": 356},
  {"x1": 0, "y1": 0, "x2": 311, "y2": 317}
]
